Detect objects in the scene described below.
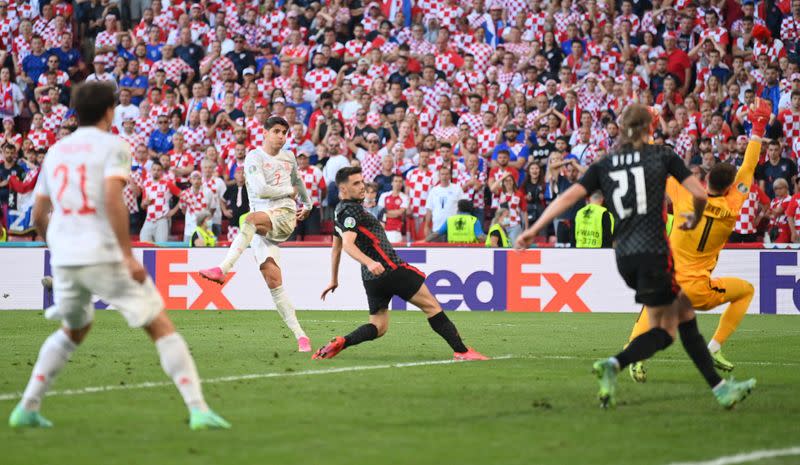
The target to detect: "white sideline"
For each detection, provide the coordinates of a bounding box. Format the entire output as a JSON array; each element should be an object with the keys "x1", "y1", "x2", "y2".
[
  {"x1": 0, "y1": 355, "x2": 516, "y2": 402},
  {"x1": 667, "y1": 446, "x2": 800, "y2": 465}
]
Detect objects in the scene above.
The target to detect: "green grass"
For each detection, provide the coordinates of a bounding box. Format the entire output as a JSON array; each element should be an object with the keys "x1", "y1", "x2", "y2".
[{"x1": 1, "y1": 311, "x2": 799, "y2": 465}]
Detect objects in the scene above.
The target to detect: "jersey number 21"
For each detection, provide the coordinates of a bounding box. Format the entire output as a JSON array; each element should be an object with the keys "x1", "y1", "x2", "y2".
[{"x1": 609, "y1": 167, "x2": 647, "y2": 219}]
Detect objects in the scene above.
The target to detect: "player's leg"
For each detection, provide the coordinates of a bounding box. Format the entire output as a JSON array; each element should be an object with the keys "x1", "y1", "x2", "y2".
[
  {"x1": 201, "y1": 211, "x2": 273, "y2": 283},
  {"x1": 259, "y1": 254, "x2": 311, "y2": 352},
  {"x1": 707, "y1": 277, "x2": 755, "y2": 370},
  {"x1": 312, "y1": 279, "x2": 390, "y2": 359},
  {"x1": 676, "y1": 303, "x2": 757, "y2": 408},
  {"x1": 625, "y1": 307, "x2": 650, "y2": 383},
  {"x1": 97, "y1": 263, "x2": 229, "y2": 429},
  {"x1": 10, "y1": 268, "x2": 93, "y2": 428}
]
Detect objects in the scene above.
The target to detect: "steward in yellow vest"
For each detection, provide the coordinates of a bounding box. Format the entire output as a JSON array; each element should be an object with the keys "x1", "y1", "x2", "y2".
[
  {"x1": 574, "y1": 191, "x2": 614, "y2": 248},
  {"x1": 190, "y1": 211, "x2": 217, "y2": 247},
  {"x1": 425, "y1": 200, "x2": 486, "y2": 244}
]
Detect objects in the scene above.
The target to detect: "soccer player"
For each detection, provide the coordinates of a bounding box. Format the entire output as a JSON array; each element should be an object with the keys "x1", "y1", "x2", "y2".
[
  {"x1": 9, "y1": 82, "x2": 229, "y2": 430},
  {"x1": 515, "y1": 104, "x2": 756, "y2": 409},
  {"x1": 626, "y1": 99, "x2": 772, "y2": 381},
  {"x1": 312, "y1": 166, "x2": 488, "y2": 361},
  {"x1": 199, "y1": 116, "x2": 313, "y2": 353}
]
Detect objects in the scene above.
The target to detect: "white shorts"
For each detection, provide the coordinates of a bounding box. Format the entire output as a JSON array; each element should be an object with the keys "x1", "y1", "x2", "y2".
[
  {"x1": 385, "y1": 230, "x2": 403, "y2": 243},
  {"x1": 46, "y1": 263, "x2": 163, "y2": 329},
  {"x1": 250, "y1": 207, "x2": 297, "y2": 266}
]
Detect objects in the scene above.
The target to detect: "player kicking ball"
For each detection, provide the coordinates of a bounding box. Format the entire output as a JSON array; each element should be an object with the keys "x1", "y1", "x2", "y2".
[
  {"x1": 200, "y1": 116, "x2": 312, "y2": 353},
  {"x1": 9, "y1": 82, "x2": 229, "y2": 430},
  {"x1": 626, "y1": 98, "x2": 772, "y2": 382},
  {"x1": 515, "y1": 104, "x2": 755, "y2": 409},
  {"x1": 312, "y1": 167, "x2": 488, "y2": 361}
]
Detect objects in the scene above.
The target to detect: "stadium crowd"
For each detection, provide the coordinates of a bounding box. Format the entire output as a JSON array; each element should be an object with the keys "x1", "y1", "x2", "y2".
[{"x1": 0, "y1": 0, "x2": 799, "y2": 246}]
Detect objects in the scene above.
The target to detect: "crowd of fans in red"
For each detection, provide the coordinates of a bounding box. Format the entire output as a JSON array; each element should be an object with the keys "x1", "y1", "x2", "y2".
[{"x1": 0, "y1": 0, "x2": 799, "y2": 245}]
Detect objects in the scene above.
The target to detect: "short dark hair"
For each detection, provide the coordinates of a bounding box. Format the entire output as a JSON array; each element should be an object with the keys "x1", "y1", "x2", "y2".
[
  {"x1": 335, "y1": 166, "x2": 362, "y2": 185},
  {"x1": 265, "y1": 116, "x2": 289, "y2": 131},
  {"x1": 72, "y1": 82, "x2": 116, "y2": 126},
  {"x1": 708, "y1": 163, "x2": 737, "y2": 192},
  {"x1": 457, "y1": 199, "x2": 473, "y2": 213}
]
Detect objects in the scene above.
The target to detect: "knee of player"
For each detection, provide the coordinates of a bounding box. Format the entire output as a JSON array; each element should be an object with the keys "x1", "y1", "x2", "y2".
[
  {"x1": 744, "y1": 282, "x2": 755, "y2": 297},
  {"x1": 64, "y1": 324, "x2": 91, "y2": 344}
]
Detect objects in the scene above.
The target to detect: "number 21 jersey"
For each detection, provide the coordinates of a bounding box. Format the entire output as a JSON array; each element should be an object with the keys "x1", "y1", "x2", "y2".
[
  {"x1": 578, "y1": 144, "x2": 691, "y2": 257},
  {"x1": 34, "y1": 127, "x2": 131, "y2": 267}
]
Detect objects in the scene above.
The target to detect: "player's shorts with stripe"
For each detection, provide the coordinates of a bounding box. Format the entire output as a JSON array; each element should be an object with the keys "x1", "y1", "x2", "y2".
[
  {"x1": 616, "y1": 253, "x2": 679, "y2": 307},
  {"x1": 46, "y1": 263, "x2": 163, "y2": 329},
  {"x1": 363, "y1": 265, "x2": 426, "y2": 314}
]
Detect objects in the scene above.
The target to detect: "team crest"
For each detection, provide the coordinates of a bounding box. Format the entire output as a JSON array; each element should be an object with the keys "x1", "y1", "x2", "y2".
[
  {"x1": 344, "y1": 217, "x2": 356, "y2": 228},
  {"x1": 737, "y1": 182, "x2": 748, "y2": 193}
]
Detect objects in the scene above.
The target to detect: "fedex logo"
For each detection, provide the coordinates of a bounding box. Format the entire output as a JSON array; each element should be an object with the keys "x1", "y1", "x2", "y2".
[
  {"x1": 392, "y1": 250, "x2": 591, "y2": 312},
  {"x1": 760, "y1": 252, "x2": 800, "y2": 314},
  {"x1": 44, "y1": 250, "x2": 236, "y2": 310}
]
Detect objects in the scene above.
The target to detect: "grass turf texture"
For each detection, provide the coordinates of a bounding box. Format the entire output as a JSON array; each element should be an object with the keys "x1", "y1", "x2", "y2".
[{"x1": 1, "y1": 310, "x2": 798, "y2": 465}]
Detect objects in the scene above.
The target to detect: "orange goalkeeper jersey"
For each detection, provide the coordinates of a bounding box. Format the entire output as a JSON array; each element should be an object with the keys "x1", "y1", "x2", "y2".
[{"x1": 667, "y1": 140, "x2": 762, "y2": 279}]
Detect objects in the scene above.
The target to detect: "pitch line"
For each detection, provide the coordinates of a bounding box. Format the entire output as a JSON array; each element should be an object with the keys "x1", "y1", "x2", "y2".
[
  {"x1": 667, "y1": 446, "x2": 800, "y2": 465},
  {"x1": 0, "y1": 355, "x2": 516, "y2": 402}
]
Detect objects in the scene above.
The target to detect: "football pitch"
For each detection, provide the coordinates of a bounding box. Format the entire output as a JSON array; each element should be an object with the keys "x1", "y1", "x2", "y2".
[{"x1": 1, "y1": 310, "x2": 798, "y2": 465}]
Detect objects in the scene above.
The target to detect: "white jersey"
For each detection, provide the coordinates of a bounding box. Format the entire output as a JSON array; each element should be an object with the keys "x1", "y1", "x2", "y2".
[
  {"x1": 244, "y1": 147, "x2": 302, "y2": 212},
  {"x1": 34, "y1": 127, "x2": 131, "y2": 267}
]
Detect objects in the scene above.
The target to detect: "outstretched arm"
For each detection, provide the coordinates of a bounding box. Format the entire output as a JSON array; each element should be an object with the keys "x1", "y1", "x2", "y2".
[
  {"x1": 322, "y1": 235, "x2": 343, "y2": 300},
  {"x1": 515, "y1": 183, "x2": 588, "y2": 249}
]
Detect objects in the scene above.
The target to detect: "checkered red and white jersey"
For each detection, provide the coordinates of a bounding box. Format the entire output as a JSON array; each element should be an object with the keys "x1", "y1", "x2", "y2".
[
  {"x1": 349, "y1": 72, "x2": 373, "y2": 91},
  {"x1": 12, "y1": 35, "x2": 31, "y2": 63},
  {"x1": 505, "y1": 42, "x2": 532, "y2": 61},
  {"x1": 614, "y1": 14, "x2": 641, "y2": 35},
  {"x1": 136, "y1": 116, "x2": 158, "y2": 140},
  {"x1": 578, "y1": 87, "x2": 606, "y2": 118},
  {"x1": 434, "y1": 51, "x2": 462, "y2": 80},
  {"x1": 94, "y1": 30, "x2": 118, "y2": 70},
  {"x1": 123, "y1": 168, "x2": 144, "y2": 214},
  {"x1": 36, "y1": 69, "x2": 69, "y2": 87},
  {"x1": 432, "y1": 125, "x2": 459, "y2": 143},
  {"x1": 170, "y1": 150, "x2": 196, "y2": 184},
  {"x1": 0, "y1": 18, "x2": 16, "y2": 50},
  {"x1": 476, "y1": 127, "x2": 499, "y2": 156},
  {"x1": 781, "y1": 16, "x2": 800, "y2": 42},
  {"x1": 42, "y1": 110, "x2": 63, "y2": 132},
  {"x1": 298, "y1": 165, "x2": 325, "y2": 207},
  {"x1": 200, "y1": 55, "x2": 235, "y2": 83},
  {"x1": 418, "y1": 0, "x2": 445, "y2": 16},
  {"x1": 358, "y1": 149, "x2": 382, "y2": 183},
  {"x1": 734, "y1": 183, "x2": 769, "y2": 234},
  {"x1": 502, "y1": 0, "x2": 527, "y2": 19},
  {"x1": 457, "y1": 169, "x2": 487, "y2": 210},
  {"x1": 405, "y1": 167, "x2": 436, "y2": 217},
  {"x1": 451, "y1": 32, "x2": 475, "y2": 53},
  {"x1": 770, "y1": 195, "x2": 792, "y2": 229},
  {"x1": 120, "y1": 131, "x2": 145, "y2": 151},
  {"x1": 459, "y1": 112, "x2": 483, "y2": 133},
  {"x1": 249, "y1": 125, "x2": 267, "y2": 147},
  {"x1": 190, "y1": 20, "x2": 209, "y2": 40},
  {"x1": 214, "y1": 127, "x2": 235, "y2": 153},
  {"x1": 304, "y1": 67, "x2": 337, "y2": 95},
  {"x1": 497, "y1": 190, "x2": 526, "y2": 227},
  {"x1": 524, "y1": 12, "x2": 548, "y2": 41},
  {"x1": 436, "y1": 5, "x2": 463, "y2": 33},
  {"x1": 180, "y1": 125, "x2": 209, "y2": 153},
  {"x1": 142, "y1": 177, "x2": 179, "y2": 222},
  {"x1": 148, "y1": 57, "x2": 192, "y2": 83},
  {"x1": 600, "y1": 51, "x2": 622, "y2": 76},
  {"x1": 259, "y1": 10, "x2": 286, "y2": 47},
  {"x1": 409, "y1": 37, "x2": 435, "y2": 56},
  {"x1": 553, "y1": 11, "x2": 580, "y2": 41},
  {"x1": 154, "y1": 12, "x2": 176, "y2": 31},
  {"x1": 367, "y1": 63, "x2": 390, "y2": 81},
  {"x1": 408, "y1": 105, "x2": 436, "y2": 135},
  {"x1": 778, "y1": 109, "x2": 800, "y2": 157},
  {"x1": 27, "y1": 128, "x2": 55, "y2": 150},
  {"x1": 453, "y1": 69, "x2": 483, "y2": 94},
  {"x1": 525, "y1": 109, "x2": 549, "y2": 130},
  {"x1": 345, "y1": 39, "x2": 373, "y2": 58},
  {"x1": 179, "y1": 187, "x2": 210, "y2": 216},
  {"x1": 753, "y1": 40, "x2": 785, "y2": 62},
  {"x1": 33, "y1": 16, "x2": 52, "y2": 37},
  {"x1": 699, "y1": 26, "x2": 729, "y2": 46},
  {"x1": 8, "y1": 2, "x2": 37, "y2": 22}
]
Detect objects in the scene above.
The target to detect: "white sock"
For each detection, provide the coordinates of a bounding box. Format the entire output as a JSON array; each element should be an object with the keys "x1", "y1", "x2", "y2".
[
  {"x1": 22, "y1": 330, "x2": 77, "y2": 411},
  {"x1": 609, "y1": 357, "x2": 620, "y2": 371},
  {"x1": 270, "y1": 286, "x2": 306, "y2": 340},
  {"x1": 220, "y1": 221, "x2": 256, "y2": 273},
  {"x1": 155, "y1": 333, "x2": 208, "y2": 412},
  {"x1": 707, "y1": 339, "x2": 721, "y2": 353}
]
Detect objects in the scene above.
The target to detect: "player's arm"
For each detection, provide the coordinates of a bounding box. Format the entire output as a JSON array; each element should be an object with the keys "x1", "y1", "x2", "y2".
[
  {"x1": 737, "y1": 98, "x2": 771, "y2": 186},
  {"x1": 243, "y1": 153, "x2": 293, "y2": 199},
  {"x1": 32, "y1": 195, "x2": 52, "y2": 242},
  {"x1": 341, "y1": 230, "x2": 385, "y2": 276},
  {"x1": 289, "y1": 156, "x2": 312, "y2": 218},
  {"x1": 321, "y1": 234, "x2": 343, "y2": 300}
]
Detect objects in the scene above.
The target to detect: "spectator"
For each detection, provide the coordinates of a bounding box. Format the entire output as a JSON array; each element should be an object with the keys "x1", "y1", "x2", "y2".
[
  {"x1": 179, "y1": 171, "x2": 212, "y2": 243},
  {"x1": 223, "y1": 167, "x2": 250, "y2": 242},
  {"x1": 293, "y1": 152, "x2": 326, "y2": 240},
  {"x1": 190, "y1": 210, "x2": 216, "y2": 247},
  {"x1": 424, "y1": 166, "x2": 464, "y2": 237},
  {"x1": 139, "y1": 161, "x2": 181, "y2": 243},
  {"x1": 426, "y1": 199, "x2": 485, "y2": 244},
  {"x1": 485, "y1": 207, "x2": 511, "y2": 248},
  {"x1": 0, "y1": 143, "x2": 24, "y2": 226},
  {"x1": 378, "y1": 174, "x2": 409, "y2": 243},
  {"x1": 363, "y1": 182, "x2": 382, "y2": 218},
  {"x1": 148, "y1": 114, "x2": 176, "y2": 157},
  {"x1": 496, "y1": 175, "x2": 527, "y2": 243},
  {"x1": 757, "y1": 140, "x2": 796, "y2": 198},
  {"x1": 574, "y1": 190, "x2": 614, "y2": 248},
  {"x1": 769, "y1": 178, "x2": 792, "y2": 243}
]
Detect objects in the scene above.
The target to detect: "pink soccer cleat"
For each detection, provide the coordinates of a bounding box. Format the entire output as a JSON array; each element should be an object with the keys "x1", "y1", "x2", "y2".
[
  {"x1": 199, "y1": 267, "x2": 226, "y2": 284},
  {"x1": 453, "y1": 348, "x2": 490, "y2": 361},
  {"x1": 297, "y1": 336, "x2": 312, "y2": 353}
]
